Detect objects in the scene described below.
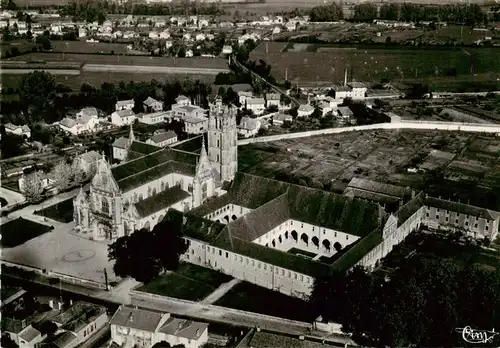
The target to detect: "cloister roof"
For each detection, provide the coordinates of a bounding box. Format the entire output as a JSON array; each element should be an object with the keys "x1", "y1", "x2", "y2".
[{"x1": 135, "y1": 185, "x2": 190, "y2": 217}]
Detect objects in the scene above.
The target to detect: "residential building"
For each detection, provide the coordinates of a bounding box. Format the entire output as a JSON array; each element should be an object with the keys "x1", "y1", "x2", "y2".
[
  {"x1": 184, "y1": 116, "x2": 209, "y2": 135},
  {"x1": 245, "y1": 97, "x2": 266, "y2": 115},
  {"x1": 272, "y1": 113, "x2": 293, "y2": 125},
  {"x1": 174, "y1": 95, "x2": 191, "y2": 106},
  {"x1": 265, "y1": 93, "x2": 280, "y2": 108},
  {"x1": 297, "y1": 104, "x2": 314, "y2": 117},
  {"x1": 222, "y1": 45, "x2": 233, "y2": 55},
  {"x1": 77, "y1": 107, "x2": 98, "y2": 119},
  {"x1": 73, "y1": 100, "x2": 237, "y2": 240},
  {"x1": 171, "y1": 104, "x2": 206, "y2": 120},
  {"x1": 348, "y1": 82, "x2": 367, "y2": 99},
  {"x1": 337, "y1": 106, "x2": 353, "y2": 119},
  {"x1": 18, "y1": 170, "x2": 55, "y2": 193},
  {"x1": 4, "y1": 123, "x2": 31, "y2": 139},
  {"x1": 143, "y1": 97, "x2": 164, "y2": 113},
  {"x1": 137, "y1": 111, "x2": 170, "y2": 125},
  {"x1": 146, "y1": 130, "x2": 178, "y2": 147},
  {"x1": 111, "y1": 109, "x2": 136, "y2": 126},
  {"x1": 238, "y1": 117, "x2": 261, "y2": 138},
  {"x1": 110, "y1": 306, "x2": 209, "y2": 348},
  {"x1": 115, "y1": 99, "x2": 135, "y2": 111},
  {"x1": 72, "y1": 151, "x2": 101, "y2": 177},
  {"x1": 238, "y1": 91, "x2": 253, "y2": 106},
  {"x1": 12, "y1": 325, "x2": 44, "y2": 348},
  {"x1": 60, "y1": 115, "x2": 99, "y2": 135},
  {"x1": 331, "y1": 85, "x2": 352, "y2": 100},
  {"x1": 112, "y1": 125, "x2": 137, "y2": 161}
]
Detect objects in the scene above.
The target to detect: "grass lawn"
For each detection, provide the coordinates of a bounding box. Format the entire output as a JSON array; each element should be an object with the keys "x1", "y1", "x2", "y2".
[
  {"x1": 34, "y1": 198, "x2": 74, "y2": 223},
  {"x1": 214, "y1": 281, "x2": 316, "y2": 322},
  {"x1": 137, "y1": 263, "x2": 233, "y2": 302},
  {"x1": 288, "y1": 247, "x2": 317, "y2": 259},
  {"x1": 0, "y1": 217, "x2": 53, "y2": 248}
]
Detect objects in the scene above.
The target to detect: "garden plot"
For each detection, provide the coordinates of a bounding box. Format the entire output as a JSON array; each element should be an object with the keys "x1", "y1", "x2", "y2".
[{"x1": 420, "y1": 150, "x2": 456, "y2": 171}]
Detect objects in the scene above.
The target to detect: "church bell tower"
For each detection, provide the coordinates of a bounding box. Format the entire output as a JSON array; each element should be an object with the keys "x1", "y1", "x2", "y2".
[{"x1": 208, "y1": 99, "x2": 238, "y2": 182}]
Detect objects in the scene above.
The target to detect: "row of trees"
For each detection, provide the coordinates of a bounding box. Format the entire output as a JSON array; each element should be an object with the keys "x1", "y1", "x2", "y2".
[
  {"x1": 352, "y1": 3, "x2": 488, "y2": 25},
  {"x1": 1, "y1": 71, "x2": 212, "y2": 124},
  {"x1": 310, "y1": 3, "x2": 488, "y2": 25},
  {"x1": 310, "y1": 248, "x2": 500, "y2": 347}
]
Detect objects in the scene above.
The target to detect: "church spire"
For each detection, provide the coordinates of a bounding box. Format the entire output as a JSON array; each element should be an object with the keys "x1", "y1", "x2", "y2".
[{"x1": 129, "y1": 123, "x2": 135, "y2": 143}]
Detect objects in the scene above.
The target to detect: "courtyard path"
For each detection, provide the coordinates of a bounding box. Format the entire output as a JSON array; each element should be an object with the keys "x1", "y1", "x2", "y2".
[
  {"x1": 200, "y1": 278, "x2": 241, "y2": 305},
  {"x1": 0, "y1": 187, "x2": 25, "y2": 211}
]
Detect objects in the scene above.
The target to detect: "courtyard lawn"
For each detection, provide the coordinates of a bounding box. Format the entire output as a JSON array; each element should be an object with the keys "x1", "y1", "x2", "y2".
[
  {"x1": 34, "y1": 198, "x2": 74, "y2": 223},
  {"x1": 0, "y1": 218, "x2": 53, "y2": 248},
  {"x1": 137, "y1": 263, "x2": 233, "y2": 302},
  {"x1": 288, "y1": 248, "x2": 317, "y2": 259},
  {"x1": 214, "y1": 282, "x2": 316, "y2": 322}
]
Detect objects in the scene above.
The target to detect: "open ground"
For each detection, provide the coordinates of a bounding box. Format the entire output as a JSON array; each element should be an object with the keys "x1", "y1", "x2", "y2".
[
  {"x1": 137, "y1": 263, "x2": 233, "y2": 302},
  {"x1": 249, "y1": 42, "x2": 500, "y2": 86},
  {"x1": 238, "y1": 130, "x2": 500, "y2": 208},
  {"x1": 1, "y1": 217, "x2": 53, "y2": 248}
]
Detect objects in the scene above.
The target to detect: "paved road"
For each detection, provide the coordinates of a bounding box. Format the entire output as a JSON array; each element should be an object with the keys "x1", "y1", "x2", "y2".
[
  {"x1": 82, "y1": 64, "x2": 230, "y2": 75},
  {"x1": 1, "y1": 69, "x2": 81, "y2": 75}
]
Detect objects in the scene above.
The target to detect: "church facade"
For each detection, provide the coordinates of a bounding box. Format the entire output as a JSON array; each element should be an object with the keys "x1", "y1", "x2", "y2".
[{"x1": 73, "y1": 101, "x2": 238, "y2": 241}]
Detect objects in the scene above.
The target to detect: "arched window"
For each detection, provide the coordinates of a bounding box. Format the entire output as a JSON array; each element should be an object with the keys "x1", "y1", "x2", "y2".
[
  {"x1": 323, "y1": 239, "x2": 331, "y2": 251},
  {"x1": 232, "y1": 214, "x2": 237, "y2": 221},
  {"x1": 291, "y1": 230, "x2": 298, "y2": 241},
  {"x1": 278, "y1": 235, "x2": 282, "y2": 243},
  {"x1": 272, "y1": 240, "x2": 276, "y2": 248},
  {"x1": 285, "y1": 231, "x2": 289, "y2": 239},
  {"x1": 101, "y1": 198, "x2": 109, "y2": 214},
  {"x1": 161, "y1": 182, "x2": 165, "y2": 191},
  {"x1": 312, "y1": 236, "x2": 319, "y2": 248},
  {"x1": 202, "y1": 182, "x2": 208, "y2": 200},
  {"x1": 334, "y1": 242, "x2": 342, "y2": 252},
  {"x1": 152, "y1": 188, "x2": 157, "y2": 195},
  {"x1": 301, "y1": 233, "x2": 308, "y2": 245},
  {"x1": 224, "y1": 215, "x2": 229, "y2": 223},
  {"x1": 143, "y1": 221, "x2": 150, "y2": 231}
]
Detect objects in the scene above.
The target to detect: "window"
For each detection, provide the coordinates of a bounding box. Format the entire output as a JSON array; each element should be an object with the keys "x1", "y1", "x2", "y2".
[
  {"x1": 258, "y1": 263, "x2": 261, "y2": 269},
  {"x1": 474, "y1": 223, "x2": 478, "y2": 228},
  {"x1": 437, "y1": 208, "x2": 439, "y2": 212},
  {"x1": 455, "y1": 219, "x2": 459, "y2": 224},
  {"x1": 240, "y1": 256, "x2": 243, "y2": 262},
  {"x1": 217, "y1": 139, "x2": 220, "y2": 147},
  {"x1": 300, "y1": 275, "x2": 303, "y2": 281},
  {"x1": 312, "y1": 227, "x2": 315, "y2": 231},
  {"x1": 334, "y1": 232, "x2": 337, "y2": 237},
  {"x1": 445, "y1": 217, "x2": 449, "y2": 222},
  {"x1": 294, "y1": 273, "x2": 297, "y2": 280},
  {"x1": 246, "y1": 258, "x2": 249, "y2": 264},
  {"x1": 216, "y1": 154, "x2": 220, "y2": 162},
  {"x1": 281, "y1": 269, "x2": 284, "y2": 275},
  {"x1": 288, "y1": 271, "x2": 291, "y2": 277},
  {"x1": 486, "y1": 226, "x2": 489, "y2": 231},
  {"x1": 219, "y1": 250, "x2": 222, "y2": 256},
  {"x1": 101, "y1": 198, "x2": 109, "y2": 214},
  {"x1": 436, "y1": 215, "x2": 439, "y2": 219},
  {"x1": 290, "y1": 221, "x2": 293, "y2": 225},
  {"x1": 191, "y1": 249, "x2": 194, "y2": 254},
  {"x1": 346, "y1": 235, "x2": 349, "y2": 240},
  {"x1": 466, "y1": 221, "x2": 469, "y2": 226},
  {"x1": 426, "y1": 213, "x2": 430, "y2": 217},
  {"x1": 252, "y1": 260, "x2": 255, "y2": 266},
  {"x1": 301, "y1": 223, "x2": 304, "y2": 228},
  {"x1": 225, "y1": 252, "x2": 228, "y2": 258}
]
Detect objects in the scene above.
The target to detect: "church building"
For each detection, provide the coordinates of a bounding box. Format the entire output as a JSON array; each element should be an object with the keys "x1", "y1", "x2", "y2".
[{"x1": 73, "y1": 100, "x2": 238, "y2": 240}]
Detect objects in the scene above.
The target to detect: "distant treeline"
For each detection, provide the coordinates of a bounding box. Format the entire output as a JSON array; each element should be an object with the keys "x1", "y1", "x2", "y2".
[{"x1": 310, "y1": 3, "x2": 489, "y2": 26}]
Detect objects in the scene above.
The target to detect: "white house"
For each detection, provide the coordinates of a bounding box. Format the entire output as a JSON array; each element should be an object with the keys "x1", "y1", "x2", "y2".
[
  {"x1": 111, "y1": 109, "x2": 136, "y2": 126},
  {"x1": 238, "y1": 91, "x2": 253, "y2": 106},
  {"x1": 4, "y1": 123, "x2": 31, "y2": 139},
  {"x1": 137, "y1": 111, "x2": 169, "y2": 125},
  {"x1": 159, "y1": 30, "x2": 170, "y2": 39},
  {"x1": 184, "y1": 116, "x2": 208, "y2": 134},
  {"x1": 238, "y1": 117, "x2": 261, "y2": 138},
  {"x1": 115, "y1": 99, "x2": 135, "y2": 111},
  {"x1": 112, "y1": 126, "x2": 135, "y2": 161},
  {"x1": 273, "y1": 113, "x2": 293, "y2": 125},
  {"x1": 174, "y1": 95, "x2": 191, "y2": 106},
  {"x1": 245, "y1": 98, "x2": 266, "y2": 115},
  {"x1": 143, "y1": 97, "x2": 164, "y2": 113},
  {"x1": 171, "y1": 104, "x2": 206, "y2": 120},
  {"x1": 222, "y1": 45, "x2": 233, "y2": 55},
  {"x1": 149, "y1": 31, "x2": 160, "y2": 39},
  {"x1": 77, "y1": 107, "x2": 98, "y2": 119},
  {"x1": 7, "y1": 325, "x2": 45, "y2": 348},
  {"x1": 265, "y1": 93, "x2": 280, "y2": 108},
  {"x1": 195, "y1": 33, "x2": 206, "y2": 41},
  {"x1": 348, "y1": 82, "x2": 367, "y2": 100},
  {"x1": 285, "y1": 21, "x2": 297, "y2": 31},
  {"x1": 297, "y1": 103, "x2": 315, "y2": 117},
  {"x1": 338, "y1": 106, "x2": 354, "y2": 118},
  {"x1": 146, "y1": 130, "x2": 178, "y2": 147},
  {"x1": 60, "y1": 116, "x2": 99, "y2": 135},
  {"x1": 110, "y1": 306, "x2": 208, "y2": 348}
]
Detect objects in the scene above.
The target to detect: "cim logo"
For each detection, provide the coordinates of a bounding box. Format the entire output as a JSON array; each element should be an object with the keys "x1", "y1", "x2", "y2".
[{"x1": 456, "y1": 327, "x2": 499, "y2": 345}]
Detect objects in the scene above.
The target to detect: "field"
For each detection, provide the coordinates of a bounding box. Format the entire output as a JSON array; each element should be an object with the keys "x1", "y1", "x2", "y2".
[
  {"x1": 238, "y1": 130, "x2": 500, "y2": 209},
  {"x1": 6, "y1": 53, "x2": 229, "y2": 69},
  {"x1": 137, "y1": 263, "x2": 233, "y2": 301},
  {"x1": 1, "y1": 71, "x2": 216, "y2": 94},
  {"x1": 50, "y1": 41, "x2": 131, "y2": 55},
  {"x1": 214, "y1": 281, "x2": 316, "y2": 322},
  {"x1": 34, "y1": 198, "x2": 74, "y2": 223},
  {"x1": 0, "y1": 218, "x2": 53, "y2": 248},
  {"x1": 250, "y1": 42, "x2": 500, "y2": 85}
]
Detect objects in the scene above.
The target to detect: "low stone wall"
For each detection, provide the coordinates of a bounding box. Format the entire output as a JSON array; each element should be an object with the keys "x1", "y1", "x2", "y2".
[
  {"x1": 237, "y1": 121, "x2": 500, "y2": 145},
  {"x1": 129, "y1": 288, "x2": 313, "y2": 330}
]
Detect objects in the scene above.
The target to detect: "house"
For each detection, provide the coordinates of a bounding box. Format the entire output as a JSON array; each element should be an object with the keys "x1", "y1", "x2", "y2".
[
  {"x1": 198, "y1": 19, "x2": 209, "y2": 29},
  {"x1": 272, "y1": 26, "x2": 281, "y2": 34},
  {"x1": 12, "y1": 325, "x2": 44, "y2": 348},
  {"x1": 184, "y1": 116, "x2": 209, "y2": 134},
  {"x1": 154, "y1": 19, "x2": 166, "y2": 27},
  {"x1": 59, "y1": 116, "x2": 99, "y2": 136},
  {"x1": 165, "y1": 40, "x2": 173, "y2": 49},
  {"x1": 110, "y1": 306, "x2": 209, "y2": 348},
  {"x1": 137, "y1": 111, "x2": 170, "y2": 125},
  {"x1": 222, "y1": 45, "x2": 233, "y2": 55},
  {"x1": 331, "y1": 85, "x2": 352, "y2": 100},
  {"x1": 273, "y1": 113, "x2": 293, "y2": 125},
  {"x1": 348, "y1": 82, "x2": 367, "y2": 99},
  {"x1": 159, "y1": 30, "x2": 170, "y2": 39},
  {"x1": 337, "y1": 106, "x2": 353, "y2": 118},
  {"x1": 265, "y1": 93, "x2": 280, "y2": 108},
  {"x1": 50, "y1": 302, "x2": 108, "y2": 347},
  {"x1": 143, "y1": 97, "x2": 164, "y2": 113},
  {"x1": 285, "y1": 21, "x2": 297, "y2": 31},
  {"x1": 195, "y1": 33, "x2": 206, "y2": 41},
  {"x1": 174, "y1": 95, "x2": 191, "y2": 106},
  {"x1": 4, "y1": 123, "x2": 31, "y2": 139},
  {"x1": 77, "y1": 107, "x2": 98, "y2": 119},
  {"x1": 238, "y1": 117, "x2": 261, "y2": 138},
  {"x1": 238, "y1": 91, "x2": 253, "y2": 105},
  {"x1": 73, "y1": 150, "x2": 101, "y2": 177},
  {"x1": 111, "y1": 109, "x2": 136, "y2": 126},
  {"x1": 318, "y1": 102, "x2": 334, "y2": 116},
  {"x1": 297, "y1": 103, "x2": 314, "y2": 117},
  {"x1": 146, "y1": 130, "x2": 178, "y2": 147},
  {"x1": 149, "y1": 31, "x2": 160, "y2": 39},
  {"x1": 245, "y1": 97, "x2": 266, "y2": 115},
  {"x1": 115, "y1": 99, "x2": 135, "y2": 111},
  {"x1": 112, "y1": 125, "x2": 136, "y2": 161},
  {"x1": 171, "y1": 100, "x2": 206, "y2": 120}
]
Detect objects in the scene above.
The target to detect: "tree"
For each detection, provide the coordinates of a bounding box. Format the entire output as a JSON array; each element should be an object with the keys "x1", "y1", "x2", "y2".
[
  {"x1": 52, "y1": 160, "x2": 72, "y2": 191},
  {"x1": 35, "y1": 34, "x2": 52, "y2": 50},
  {"x1": 18, "y1": 71, "x2": 57, "y2": 120},
  {"x1": 35, "y1": 320, "x2": 57, "y2": 337},
  {"x1": 22, "y1": 171, "x2": 44, "y2": 202},
  {"x1": 152, "y1": 342, "x2": 171, "y2": 348},
  {"x1": 108, "y1": 219, "x2": 189, "y2": 283},
  {"x1": 1, "y1": 334, "x2": 18, "y2": 348},
  {"x1": 0, "y1": 133, "x2": 25, "y2": 158}
]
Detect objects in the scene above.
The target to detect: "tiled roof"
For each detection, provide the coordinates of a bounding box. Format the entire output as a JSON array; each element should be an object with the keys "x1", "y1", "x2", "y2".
[
  {"x1": 116, "y1": 99, "x2": 134, "y2": 107},
  {"x1": 189, "y1": 194, "x2": 232, "y2": 217},
  {"x1": 347, "y1": 177, "x2": 410, "y2": 199},
  {"x1": 79, "y1": 107, "x2": 98, "y2": 117},
  {"x1": 110, "y1": 306, "x2": 166, "y2": 332},
  {"x1": 52, "y1": 332, "x2": 78, "y2": 348},
  {"x1": 143, "y1": 96, "x2": 161, "y2": 107},
  {"x1": 150, "y1": 131, "x2": 177, "y2": 144},
  {"x1": 247, "y1": 98, "x2": 265, "y2": 105},
  {"x1": 348, "y1": 82, "x2": 366, "y2": 89},
  {"x1": 19, "y1": 326, "x2": 41, "y2": 342},
  {"x1": 164, "y1": 209, "x2": 226, "y2": 243},
  {"x1": 60, "y1": 118, "x2": 77, "y2": 128},
  {"x1": 424, "y1": 196, "x2": 500, "y2": 220},
  {"x1": 274, "y1": 113, "x2": 292, "y2": 121},
  {"x1": 337, "y1": 106, "x2": 353, "y2": 116},
  {"x1": 332, "y1": 85, "x2": 352, "y2": 92},
  {"x1": 129, "y1": 141, "x2": 160, "y2": 155},
  {"x1": 266, "y1": 93, "x2": 280, "y2": 100},
  {"x1": 159, "y1": 318, "x2": 208, "y2": 340},
  {"x1": 344, "y1": 187, "x2": 401, "y2": 205},
  {"x1": 395, "y1": 192, "x2": 425, "y2": 225},
  {"x1": 134, "y1": 185, "x2": 190, "y2": 217},
  {"x1": 112, "y1": 137, "x2": 129, "y2": 149},
  {"x1": 238, "y1": 117, "x2": 260, "y2": 130},
  {"x1": 4, "y1": 123, "x2": 18, "y2": 130},
  {"x1": 114, "y1": 109, "x2": 135, "y2": 118}
]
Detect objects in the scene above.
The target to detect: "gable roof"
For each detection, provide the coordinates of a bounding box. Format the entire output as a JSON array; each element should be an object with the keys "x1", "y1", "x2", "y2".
[
  {"x1": 129, "y1": 141, "x2": 160, "y2": 155},
  {"x1": 149, "y1": 130, "x2": 177, "y2": 144},
  {"x1": 110, "y1": 306, "x2": 166, "y2": 332},
  {"x1": 163, "y1": 209, "x2": 226, "y2": 243},
  {"x1": 19, "y1": 325, "x2": 41, "y2": 343},
  {"x1": 113, "y1": 109, "x2": 135, "y2": 118},
  {"x1": 159, "y1": 318, "x2": 208, "y2": 340},
  {"x1": 238, "y1": 117, "x2": 260, "y2": 130},
  {"x1": 176, "y1": 95, "x2": 190, "y2": 102},
  {"x1": 337, "y1": 106, "x2": 353, "y2": 116},
  {"x1": 112, "y1": 137, "x2": 129, "y2": 149},
  {"x1": 134, "y1": 185, "x2": 190, "y2": 217},
  {"x1": 424, "y1": 196, "x2": 500, "y2": 220},
  {"x1": 60, "y1": 118, "x2": 77, "y2": 128},
  {"x1": 116, "y1": 99, "x2": 134, "y2": 107},
  {"x1": 347, "y1": 177, "x2": 410, "y2": 199},
  {"x1": 143, "y1": 96, "x2": 161, "y2": 106}
]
